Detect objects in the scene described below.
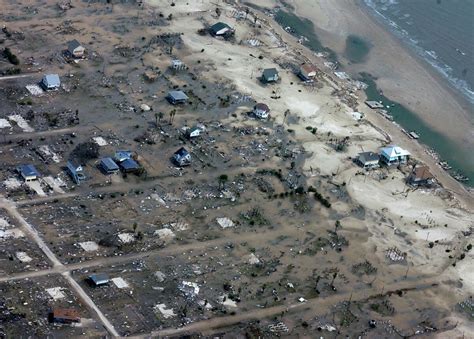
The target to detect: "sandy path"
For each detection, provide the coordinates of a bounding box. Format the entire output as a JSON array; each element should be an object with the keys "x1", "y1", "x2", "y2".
[
  {"x1": 148, "y1": 277, "x2": 439, "y2": 337},
  {"x1": 0, "y1": 195, "x2": 119, "y2": 337}
]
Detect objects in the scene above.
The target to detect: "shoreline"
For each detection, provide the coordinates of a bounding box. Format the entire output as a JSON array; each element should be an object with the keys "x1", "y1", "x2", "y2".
[
  {"x1": 356, "y1": 0, "x2": 474, "y2": 128},
  {"x1": 243, "y1": 0, "x2": 473, "y2": 205},
  {"x1": 360, "y1": 0, "x2": 474, "y2": 106},
  {"x1": 280, "y1": 0, "x2": 473, "y2": 188}
]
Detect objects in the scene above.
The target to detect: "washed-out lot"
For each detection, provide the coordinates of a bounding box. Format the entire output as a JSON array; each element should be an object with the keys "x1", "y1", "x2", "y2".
[
  {"x1": 0, "y1": 209, "x2": 50, "y2": 274},
  {"x1": 0, "y1": 275, "x2": 106, "y2": 338}
]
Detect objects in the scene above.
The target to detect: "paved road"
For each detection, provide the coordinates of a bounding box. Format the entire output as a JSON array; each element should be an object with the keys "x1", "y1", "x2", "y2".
[{"x1": 0, "y1": 195, "x2": 119, "y2": 337}]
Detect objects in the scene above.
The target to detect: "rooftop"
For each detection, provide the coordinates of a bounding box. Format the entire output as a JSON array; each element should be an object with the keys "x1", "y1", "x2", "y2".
[
  {"x1": 100, "y1": 157, "x2": 119, "y2": 171},
  {"x1": 167, "y1": 90, "x2": 189, "y2": 101},
  {"x1": 381, "y1": 145, "x2": 410, "y2": 158},
  {"x1": 18, "y1": 164, "x2": 40, "y2": 177},
  {"x1": 255, "y1": 103, "x2": 270, "y2": 112},
  {"x1": 67, "y1": 39, "x2": 83, "y2": 50},
  {"x1": 120, "y1": 158, "x2": 140, "y2": 171},
  {"x1": 89, "y1": 273, "x2": 109, "y2": 285},
  {"x1": 42, "y1": 74, "x2": 60, "y2": 87},
  {"x1": 175, "y1": 147, "x2": 189, "y2": 157},
  {"x1": 357, "y1": 151, "x2": 379, "y2": 163},
  {"x1": 263, "y1": 68, "x2": 278, "y2": 77}
]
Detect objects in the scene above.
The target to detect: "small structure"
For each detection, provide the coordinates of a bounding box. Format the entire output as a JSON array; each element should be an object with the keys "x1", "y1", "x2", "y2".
[
  {"x1": 365, "y1": 101, "x2": 384, "y2": 109},
  {"x1": 166, "y1": 90, "x2": 189, "y2": 105},
  {"x1": 261, "y1": 68, "x2": 279, "y2": 83},
  {"x1": 173, "y1": 147, "x2": 191, "y2": 166},
  {"x1": 186, "y1": 126, "x2": 202, "y2": 139},
  {"x1": 298, "y1": 63, "x2": 318, "y2": 81},
  {"x1": 49, "y1": 308, "x2": 81, "y2": 324},
  {"x1": 355, "y1": 152, "x2": 380, "y2": 170},
  {"x1": 99, "y1": 157, "x2": 119, "y2": 174},
  {"x1": 66, "y1": 159, "x2": 85, "y2": 184},
  {"x1": 120, "y1": 158, "x2": 140, "y2": 173},
  {"x1": 253, "y1": 103, "x2": 270, "y2": 119},
  {"x1": 41, "y1": 74, "x2": 61, "y2": 90},
  {"x1": 67, "y1": 39, "x2": 85, "y2": 58},
  {"x1": 114, "y1": 150, "x2": 133, "y2": 163},
  {"x1": 17, "y1": 164, "x2": 40, "y2": 182},
  {"x1": 171, "y1": 59, "x2": 185, "y2": 70},
  {"x1": 380, "y1": 145, "x2": 410, "y2": 165},
  {"x1": 209, "y1": 22, "x2": 232, "y2": 37},
  {"x1": 407, "y1": 165, "x2": 434, "y2": 186},
  {"x1": 88, "y1": 273, "x2": 110, "y2": 287}
]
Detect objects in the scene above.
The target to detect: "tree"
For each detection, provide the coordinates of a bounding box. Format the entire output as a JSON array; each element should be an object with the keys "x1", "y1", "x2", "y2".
[
  {"x1": 335, "y1": 220, "x2": 341, "y2": 233},
  {"x1": 169, "y1": 109, "x2": 176, "y2": 124},
  {"x1": 218, "y1": 174, "x2": 228, "y2": 190},
  {"x1": 70, "y1": 141, "x2": 99, "y2": 164},
  {"x1": 283, "y1": 109, "x2": 290, "y2": 124}
]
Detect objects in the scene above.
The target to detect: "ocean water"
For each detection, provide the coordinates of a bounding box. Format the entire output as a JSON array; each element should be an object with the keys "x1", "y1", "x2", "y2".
[
  {"x1": 363, "y1": 0, "x2": 474, "y2": 104},
  {"x1": 274, "y1": 8, "x2": 473, "y2": 186}
]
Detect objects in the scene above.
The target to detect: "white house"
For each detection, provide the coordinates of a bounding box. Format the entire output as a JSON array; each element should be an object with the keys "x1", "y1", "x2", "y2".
[
  {"x1": 187, "y1": 126, "x2": 201, "y2": 138},
  {"x1": 380, "y1": 145, "x2": 410, "y2": 165},
  {"x1": 253, "y1": 103, "x2": 270, "y2": 119},
  {"x1": 41, "y1": 74, "x2": 61, "y2": 90}
]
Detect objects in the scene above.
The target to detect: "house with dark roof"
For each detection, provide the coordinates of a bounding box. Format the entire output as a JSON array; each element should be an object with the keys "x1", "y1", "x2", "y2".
[
  {"x1": 298, "y1": 63, "x2": 318, "y2": 81},
  {"x1": 17, "y1": 164, "x2": 40, "y2": 182},
  {"x1": 99, "y1": 157, "x2": 119, "y2": 174},
  {"x1": 88, "y1": 273, "x2": 110, "y2": 287},
  {"x1": 261, "y1": 68, "x2": 279, "y2": 83},
  {"x1": 355, "y1": 152, "x2": 380, "y2": 169},
  {"x1": 209, "y1": 22, "x2": 232, "y2": 37},
  {"x1": 120, "y1": 158, "x2": 140, "y2": 173},
  {"x1": 166, "y1": 90, "x2": 189, "y2": 105},
  {"x1": 41, "y1": 74, "x2": 61, "y2": 90},
  {"x1": 407, "y1": 165, "x2": 435, "y2": 187},
  {"x1": 253, "y1": 103, "x2": 270, "y2": 119},
  {"x1": 66, "y1": 159, "x2": 85, "y2": 184},
  {"x1": 49, "y1": 308, "x2": 81, "y2": 324},
  {"x1": 67, "y1": 39, "x2": 85, "y2": 58},
  {"x1": 173, "y1": 147, "x2": 191, "y2": 166}
]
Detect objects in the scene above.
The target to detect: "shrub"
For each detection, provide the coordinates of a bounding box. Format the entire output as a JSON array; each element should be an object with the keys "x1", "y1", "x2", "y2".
[{"x1": 3, "y1": 47, "x2": 19, "y2": 65}]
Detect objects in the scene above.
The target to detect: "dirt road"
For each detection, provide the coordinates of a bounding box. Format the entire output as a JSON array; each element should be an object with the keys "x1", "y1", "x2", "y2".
[
  {"x1": 148, "y1": 277, "x2": 439, "y2": 337},
  {"x1": 0, "y1": 195, "x2": 119, "y2": 337}
]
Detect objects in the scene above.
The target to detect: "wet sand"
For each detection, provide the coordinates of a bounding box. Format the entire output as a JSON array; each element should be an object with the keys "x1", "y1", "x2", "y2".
[{"x1": 288, "y1": 0, "x2": 473, "y2": 178}]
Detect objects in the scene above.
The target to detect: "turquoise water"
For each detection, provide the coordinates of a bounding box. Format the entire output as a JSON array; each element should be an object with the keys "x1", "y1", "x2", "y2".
[
  {"x1": 360, "y1": 73, "x2": 473, "y2": 185},
  {"x1": 344, "y1": 35, "x2": 371, "y2": 64},
  {"x1": 274, "y1": 10, "x2": 338, "y2": 63}
]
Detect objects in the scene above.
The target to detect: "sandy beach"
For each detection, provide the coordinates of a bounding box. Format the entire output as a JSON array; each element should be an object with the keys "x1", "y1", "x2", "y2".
[{"x1": 287, "y1": 0, "x2": 473, "y2": 173}]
